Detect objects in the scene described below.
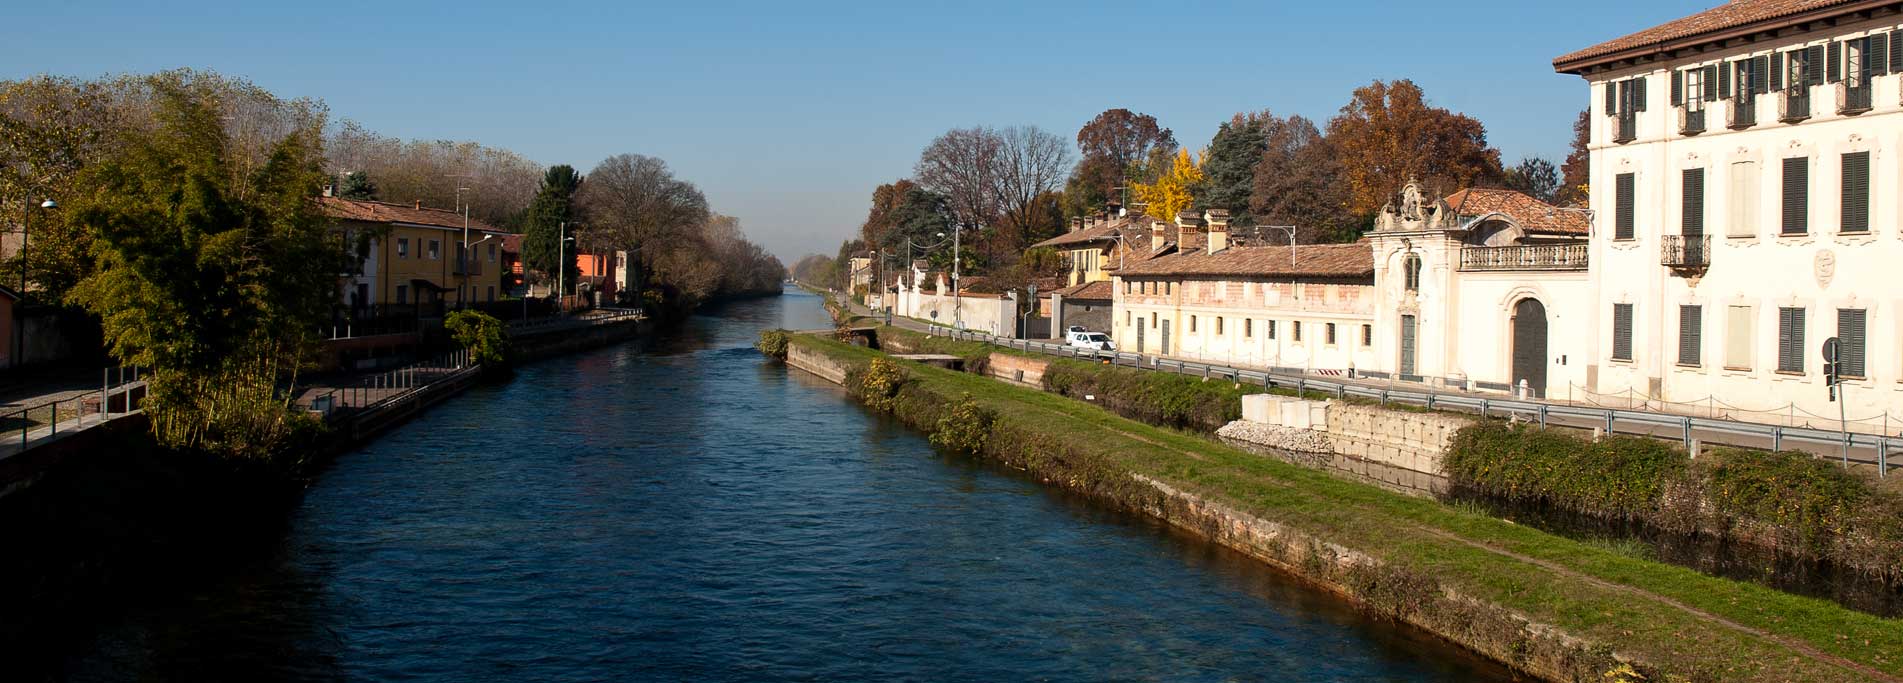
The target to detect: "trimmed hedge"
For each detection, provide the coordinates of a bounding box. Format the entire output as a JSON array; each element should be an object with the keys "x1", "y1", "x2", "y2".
[
  {"x1": 1444, "y1": 423, "x2": 1687, "y2": 519},
  {"x1": 1040, "y1": 359, "x2": 1265, "y2": 433}
]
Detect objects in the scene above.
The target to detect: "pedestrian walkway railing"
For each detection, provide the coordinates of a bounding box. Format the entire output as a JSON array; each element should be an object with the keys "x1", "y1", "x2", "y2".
[
  {"x1": 506, "y1": 307, "x2": 645, "y2": 335},
  {"x1": 923, "y1": 325, "x2": 1900, "y2": 475},
  {"x1": 0, "y1": 367, "x2": 148, "y2": 457},
  {"x1": 301, "y1": 348, "x2": 476, "y2": 419}
]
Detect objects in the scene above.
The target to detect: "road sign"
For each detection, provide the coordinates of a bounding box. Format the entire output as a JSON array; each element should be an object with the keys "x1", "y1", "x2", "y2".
[{"x1": 1822, "y1": 337, "x2": 1840, "y2": 364}]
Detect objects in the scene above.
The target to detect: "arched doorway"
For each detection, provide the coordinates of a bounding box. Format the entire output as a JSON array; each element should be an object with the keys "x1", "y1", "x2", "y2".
[{"x1": 1510, "y1": 298, "x2": 1548, "y2": 398}]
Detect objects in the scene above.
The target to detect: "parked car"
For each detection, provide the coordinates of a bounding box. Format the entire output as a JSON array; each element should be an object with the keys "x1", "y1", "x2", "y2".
[{"x1": 1066, "y1": 330, "x2": 1115, "y2": 351}]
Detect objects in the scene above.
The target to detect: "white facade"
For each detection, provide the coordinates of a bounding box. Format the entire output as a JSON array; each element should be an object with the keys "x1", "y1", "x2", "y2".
[
  {"x1": 1572, "y1": 13, "x2": 1903, "y2": 425},
  {"x1": 890, "y1": 266, "x2": 1017, "y2": 336}
]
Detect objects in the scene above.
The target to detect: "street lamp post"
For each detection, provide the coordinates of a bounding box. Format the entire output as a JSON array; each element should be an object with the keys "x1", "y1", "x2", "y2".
[
  {"x1": 557, "y1": 222, "x2": 578, "y2": 309},
  {"x1": 21, "y1": 198, "x2": 55, "y2": 295},
  {"x1": 456, "y1": 187, "x2": 472, "y2": 308}
]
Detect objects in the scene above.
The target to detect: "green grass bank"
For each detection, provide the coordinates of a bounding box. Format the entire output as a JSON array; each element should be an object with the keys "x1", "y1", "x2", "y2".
[{"x1": 771, "y1": 330, "x2": 1903, "y2": 683}]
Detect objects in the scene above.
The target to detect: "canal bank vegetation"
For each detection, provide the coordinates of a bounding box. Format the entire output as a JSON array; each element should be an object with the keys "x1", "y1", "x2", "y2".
[
  {"x1": 775, "y1": 331, "x2": 1903, "y2": 683},
  {"x1": 1446, "y1": 423, "x2": 1903, "y2": 586}
]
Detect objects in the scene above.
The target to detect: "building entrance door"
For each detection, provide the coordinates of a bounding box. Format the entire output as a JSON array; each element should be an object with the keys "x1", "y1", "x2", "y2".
[
  {"x1": 1400, "y1": 315, "x2": 1417, "y2": 377},
  {"x1": 1511, "y1": 298, "x2": 1549, "y2": 398}
]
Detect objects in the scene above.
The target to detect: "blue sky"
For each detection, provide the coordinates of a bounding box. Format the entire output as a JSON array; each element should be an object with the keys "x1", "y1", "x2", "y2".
[{"x1": 3, "y1": 0, "x2": 1706, "y2": 262}]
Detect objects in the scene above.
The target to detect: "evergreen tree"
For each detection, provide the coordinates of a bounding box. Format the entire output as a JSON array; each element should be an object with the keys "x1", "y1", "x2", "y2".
[
  {"x1": 521, "y1": 165, "x2": 583, "y2": 293},
  {"x1": 1503, "y1": 157, "x2": 1560, "y2": 203},
  {"x1": 338, "y1": 170, "x2": 377, "y2": 199},
  {"x1": 1196, "y1": 112, "x2": 1272, "y2": 224}
]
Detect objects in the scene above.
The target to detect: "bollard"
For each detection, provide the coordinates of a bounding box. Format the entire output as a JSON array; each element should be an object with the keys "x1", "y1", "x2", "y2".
[
  {"x1": 1538, "y1": 405, "x2": 1548, "y2": 429},
  {"x1": 1771, "y1": 427, "x2": 1783, "y2": 451},
  {"x1": 1682, "y1": 418, "x2": 1694, "y2": 453}
]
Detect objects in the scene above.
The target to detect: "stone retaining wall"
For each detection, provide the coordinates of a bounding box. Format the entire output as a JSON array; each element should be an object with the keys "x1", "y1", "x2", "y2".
[
  {"x1": 786, "y1": 343, "x2": 851, "y2": 385},
  {"x1": 1228, "y1": 396, "x2": 1474, "y2": 495},
  {"x1": 986, "y1": 353, "x2": 1049, "y2": 386}
]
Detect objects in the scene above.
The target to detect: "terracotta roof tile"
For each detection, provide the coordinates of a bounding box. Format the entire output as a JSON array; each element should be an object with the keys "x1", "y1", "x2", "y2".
[
  {"x1": 1030, "y1": 214, "x2": 1167, "y2": 250},
  {"x1": 1052, "y1": 280, "x2": 1114, "y2": 300},
  {"x1": 1555, "y1": 0, "x2": 1870, "y2": 71},
  {"x1": 319, "y1": 196, "x2": 504, "y2": 233},
  {"x1": 1114, "y1": 243, "x2": 1373, "y2": 279},
  {"x1": 1442, "y1": 188, "x2": 1590, "y2": 235}
]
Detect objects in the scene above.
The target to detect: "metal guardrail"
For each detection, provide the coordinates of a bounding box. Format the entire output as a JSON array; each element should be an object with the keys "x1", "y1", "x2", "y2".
[
  {"x1": 506, "y1": 307, "x2": 645, "y2": 335},
  {"x1": 302, "y1": 348, "x2": 476, "y2": 419},
  {"x1": 923, "y1": 325, "x2": 1898, "y2": 474},
  {"x1": 0, "y1": 367, "x2": 148, "y2": 455}
]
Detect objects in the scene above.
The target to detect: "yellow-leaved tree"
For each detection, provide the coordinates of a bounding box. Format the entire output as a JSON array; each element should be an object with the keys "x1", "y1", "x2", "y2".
[{"x1": 1131, "y1": 148, "x2": 1203, "y2": 221}]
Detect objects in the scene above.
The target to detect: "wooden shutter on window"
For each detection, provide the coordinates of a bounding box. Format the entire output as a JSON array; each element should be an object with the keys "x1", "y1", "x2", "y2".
[
  {"x1": 1772, "y1": 52, "x2": 1784, "y2": 90},
  {"x1": 1683, "y1": 168, "x2": 1705, "y2": 236},
  {"x1": 1714, "y1": 64, "x2": 1729, "y2": 99},
  {"x1": 1754, "y1": 55, "x2": 1770, "y2": 94},
  {"x1": 1605, "y1": 81, "x2": 1617, "y2": 113},
  {"x1": 1828, "y1": 41, "x2": 1843, "y2": 82},
  {"x1": 1616, "y1": 173, "x2": 1636, "y2": 239},
  {"x1": 1671, "y1": 70, "x2": 1684, "y2": 106},
  {"x1": 1783, "y1": 158, "x2": 1809, "y2": 235},
  {"x1": 1842, "y1": 152, "x2": 1870, "y2": 232},
  {"x1": 1839, "y1": 309, "x2": 1866, "y2": 378},
  {"x1": 1807, "y1": 45, "x2": 1825, "y2": 84},
  {"x1": 1778, "y1": 307, "x2": 1805, "y2": 373},
  {"x1": 1872, "y1": 34, "x2": 1890, "y2": 76},
  {"x1": 1613, "y1": 304, "x2": 1635, "y2": 361},
  {"x1": 1679, "y1": 305, "x2": 1702, "y2": 366},
  {"x1": 1891, "y1": 32, "x2": 1903, "y2": 72},
  {"x1": 1635, "y1": 76, "x2": 1648, "y2": 110}
]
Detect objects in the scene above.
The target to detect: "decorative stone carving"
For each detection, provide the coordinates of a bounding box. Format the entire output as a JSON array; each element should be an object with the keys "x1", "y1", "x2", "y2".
[
  {"x1": 1814, "y1": 249, "x2": 1836, "y2": 288},
  {"x1": 1401, "y1": 183, "x2": 1425, "y2": 221}
]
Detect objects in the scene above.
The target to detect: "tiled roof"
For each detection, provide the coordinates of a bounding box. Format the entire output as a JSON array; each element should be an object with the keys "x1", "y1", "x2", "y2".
[
  {"x1": 319, "y1": 196, "x2": 503, "y2": 233},
  {"x1": 1053, "y1": 280, "x2": 1114, "y2": 301},
  {"x1": 1554, "y1": 0, "x2": 1871, "y2": 71},
  {"x1": 1030, "y1": 214, "x2": 1166, "y2": 251},
  {"x1": 1443, "y1": 188, "x2": 1590, "y2": 235},
  {"x1": 1114, "y1": 243, "x2": 1373, "y2": 279}
]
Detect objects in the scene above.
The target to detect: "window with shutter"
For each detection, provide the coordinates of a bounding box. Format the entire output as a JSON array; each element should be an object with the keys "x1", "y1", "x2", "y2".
[
  {"x1": 1807, "y1": 45, "x2": 1825, "y2": 84},
  {"x1": 1725, "y1": 305, "x2": 1754, "y2": 369},
  {"x1": 1829, "y1": 41, "x2": 1842, "y2": 82},
  {"x1": 1362, "y1": 325, "x2": 1372, "y2": 347},
  {"x1": 1615, "y1": 173, "x2": 1636, "y2": 239},
  {"x1": 1612, "y1": 304, "x2": 1635, "y2": 361},
  {"x1": 1842, "y1": 152, "x2": 1870, "y2": 233},
  {"x1": 1672, "y1": 70, "x2": 1684, "y2": 106},
  {"x1": 1891, "y1": 31, "x2": 1903, "y2": 73},
  {"x1": 1267, "y1": 320, "x2": 1276, "y2": 340},
  {"x1": 1682, "y1": 168, "x2": 1705, "y2": 236},
  {"x1": 1710, "y1": 64, "x2": 1725, "y2": 100},
  {"x1": 1753, "y1": 55, "x2": 1770, "y2": 93},
  {"x1": 1838, "y1": 309, "x2": 1866, "y2": 378},
  {"x1": 1782, "y1": 157, "x2": 1808, "y2": 235},
  {"x1": 1636, "y1": 76, "x2": 1648, "y2": 110},
  {"x1": 1772, "y1": 51, "x2": 1784, "y2": 90},
  {"x1": 1245, "y1": 319, "x2": 1252, "y2": 338},
  {"x1": 1605, "y1": 80, "x2": 1617, "y2": 113},
  {"x1": 1679, "y1": 305, "x2": 1703, "y2": 366},
  {"x1": 1778, "y1": 307, "x2": 1805, "y2": 373},
  {"x1": 1327, "y1": 323, "x2": 1337, "y2": 345},
  {"x1": 1729, "y1": 161, "x2": 1759, "y2": 237}
]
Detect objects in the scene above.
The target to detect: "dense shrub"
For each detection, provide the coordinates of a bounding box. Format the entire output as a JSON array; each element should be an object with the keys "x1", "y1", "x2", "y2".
[
  {"x1": 756, "y1": 329, "x2": 790, "y2": 359},
  {"x1": 850, "y1": 358, "x2": 907, "y2": 413},
  {"x1": 1443, "y1": 423, "x2": 1686, "y2": 518},
  {"x1": 929, "y1": 393, "x2": 995, "y2": 455},
  {"x1": 446, "y1": 310, "x2": 510, "y2": 366},
  {"x1": 1702, "y1": 447, "x2": 1881, "y2": 544},
  {"x1": 1041, "y1": 359, "x2": 1260, "y2": 432}
]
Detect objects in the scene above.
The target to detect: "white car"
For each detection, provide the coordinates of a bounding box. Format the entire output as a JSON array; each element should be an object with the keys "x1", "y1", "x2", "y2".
[{"x1": 1066, "y1": 330, "x2": 1116, "y2": 351}]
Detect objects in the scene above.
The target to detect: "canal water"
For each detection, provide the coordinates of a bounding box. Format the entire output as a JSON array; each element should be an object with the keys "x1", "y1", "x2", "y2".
[{"x1": 62, "y1": 287, "x2": 1508, "y2": 681}]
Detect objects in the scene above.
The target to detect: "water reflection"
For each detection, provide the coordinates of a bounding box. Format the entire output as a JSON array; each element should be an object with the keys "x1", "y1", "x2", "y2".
[{"x1": 62, "y1": 287, "x2": 1507, "y2": 682}]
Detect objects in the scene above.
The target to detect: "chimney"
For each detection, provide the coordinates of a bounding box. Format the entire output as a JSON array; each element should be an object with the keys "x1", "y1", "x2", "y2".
[
  {"x1": 1106, "y1": 199, "x2": 1124, "y2": 217},
  {"x1": 1151, "y1": 220, "x2": 1169, "y2": 254},
  {"x1": 1176, "y1": 210, "x2": 1206, "y2": 254},
  {"x1": 1204, "y1": 208, "x2": 1230, "y2": 254},
  {"x1": 1069, "y1": 216, "x2": 1084, "y2": 233}
]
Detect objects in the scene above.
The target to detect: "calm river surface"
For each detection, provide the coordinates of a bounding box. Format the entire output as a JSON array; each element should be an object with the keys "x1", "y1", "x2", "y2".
[{"x1": 64, "y1": 286, "x2": 1508, "y2": 681}]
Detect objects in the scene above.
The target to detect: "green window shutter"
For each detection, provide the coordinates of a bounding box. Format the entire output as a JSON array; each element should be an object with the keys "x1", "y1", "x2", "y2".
[
  {"x1": 1771, "y1": 52, "x2": 1784, "y2": 90},
  {"x1": 1613, "y1": 304, "x2": 1635, "y2": 361},
  {"x1": 1714, "y1": 64, "x2": 1729, "y2": 99},
  {"x1": 1754, "y1": 55, "x2": 1771, "y2": 94},
  {"x1": 1828, "y1": 41, "x2": 1842, "y2": 82},
  {"x1": 1615, "y1": 173, "x2": 1636, "y2": 239},
  {"x1": 1891, "y1": 32, "x2": 1903, "y2": 73},
  {"x1": 1682, "y1": 168, "x2": 1705, "y2": 236},
  {"x1": 1872, "y1": 34, "x2": 1890, "y2": 76},
  {"x1": 1778, "y1": 308, "x2": 1805, "y2": 373},
  {"x1": 1671, "y1": 70, "x2": 1684, "y2": 106},
  {"x1": 1808, "y1": 45, "x2": 1825, "y2": 85},
  {"x1": 1838, "y1": 309, "x2": 1866, "y2": 378},
  {"x1": 1679, "y1": 305, "x2": 1702, "y2": 366},
  {"x1": 1842, "y1": 151, "x2": 1870, "y2": 232},
  {"x1": 1635, "y1": 76, "x2": 1648, "y2": 111},
  {"x1": 1605, "y1": 81, "x2": 1617, "y2": 113},
  {"x1": 1782, "y1": 157, "x2": 1809, "y2": 235}
]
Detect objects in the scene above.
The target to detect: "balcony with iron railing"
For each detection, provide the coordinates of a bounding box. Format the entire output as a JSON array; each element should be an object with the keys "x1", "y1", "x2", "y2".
[
  {"x1": 1779, "y1": 88, "x2": 1811, "y2": 122},
  {"x1": 1838, "y1": 81, "x2": 1873, "y2": 115},
  {"x1": 1678, "y1": 104, "x2": 1706, "y2": 135},
  {"x1": 1728, "y1": 94, "x2": 1756, "y2": 129},
  {"x1": 1458, "y1": 244, "x2": 1590, "y2": 272},
  {"x1": 1612, "y1": 111, "x2": 1637, "y2": 143},
  {"x1": 1660, "y1": 234, "x2": 1711, "y2": 271}
]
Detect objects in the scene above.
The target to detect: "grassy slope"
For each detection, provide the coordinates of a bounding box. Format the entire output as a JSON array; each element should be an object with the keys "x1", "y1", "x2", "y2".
[{"x1": 792, "y1": 334, "x2": 1903, "y2": 683}]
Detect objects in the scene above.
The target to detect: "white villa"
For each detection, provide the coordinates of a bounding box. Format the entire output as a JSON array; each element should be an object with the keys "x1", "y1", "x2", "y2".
[{"x1": 1555, "y1": 0, "x2": 1903, "y2": 422}]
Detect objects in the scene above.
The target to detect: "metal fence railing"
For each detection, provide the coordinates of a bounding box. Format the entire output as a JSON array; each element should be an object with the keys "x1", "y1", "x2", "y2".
[
  {"x1": 0, "y1": 367, "x2": 148, "y2": 456},
  {"x1": 922, "y1": 325, "x2": 1899, "y2": 476},
  {"x1": 506, "y1": 307, "x2": 645, "y2": 336},
  {"x1": 299, "y1": 348, "x2": 477, "y2": 420}
]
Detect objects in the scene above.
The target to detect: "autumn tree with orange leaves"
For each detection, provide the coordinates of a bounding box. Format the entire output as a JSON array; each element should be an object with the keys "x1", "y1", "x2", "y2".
[{"x1": 1326, "y1": 79, "x2": 1502, "y2": 217}]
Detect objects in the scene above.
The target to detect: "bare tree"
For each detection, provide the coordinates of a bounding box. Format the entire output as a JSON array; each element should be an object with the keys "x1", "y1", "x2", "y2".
[
  {"x1": 992, "y1": 125, "x2": 1073, "y2": 249},
  {"x1": 913, "y1": 126, "x2": 1002, "y2": 231}
]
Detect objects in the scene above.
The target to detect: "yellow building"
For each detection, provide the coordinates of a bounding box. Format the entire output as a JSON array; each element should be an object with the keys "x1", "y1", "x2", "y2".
[{"x1": 321, "y1": 196, "x2": 509, "y2": 313}]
